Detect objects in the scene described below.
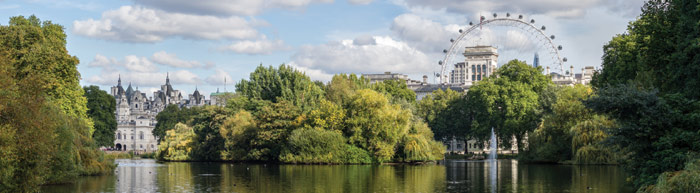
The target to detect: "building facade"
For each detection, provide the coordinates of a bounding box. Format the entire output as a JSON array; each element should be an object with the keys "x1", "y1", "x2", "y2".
[
  {"x1": 457, "y1": 46, "x2": 499, "y2": 86},
  {"x1": 110, "y1": 74, "x2": 210, "y2": 152}
]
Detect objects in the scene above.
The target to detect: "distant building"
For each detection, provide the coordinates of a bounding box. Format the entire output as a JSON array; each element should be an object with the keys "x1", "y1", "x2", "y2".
[
  {"x1": 111, "y1": 74, "x2": 212, "y2": 152},
  {"x1": 461, "y1": 46, "x2": 498, "y2": 86},
  {"x1": 362, "y1": 72, "x2": 410, "y2": 84},
  {"x1": 210, "y1": 88, "x2": 234, "y2": 107},
  {"x1": 533, "y1": 53, "x2": 539, "y2": 68}
]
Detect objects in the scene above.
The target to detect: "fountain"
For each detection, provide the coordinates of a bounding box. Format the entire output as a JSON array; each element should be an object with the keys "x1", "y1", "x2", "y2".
[
  {"x1": 489, "y1": 127, "x2": 497, "y2": 160},
  {"x1": 489, "y1": 127, "x2": 498, "y2": 193}
]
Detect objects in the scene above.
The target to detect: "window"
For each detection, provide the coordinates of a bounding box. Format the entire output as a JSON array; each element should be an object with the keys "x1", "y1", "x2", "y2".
[
  {"x1": 477, "y1": 75, "x2": 481, "y2": 80},
  {"x1": 472, "y1": 75, "x2": 475, "y2": 81},
  {"x1": 117, "y1": 133, "x2": 121, "y2": 139},
  {"x1": 135, "y1": 104, "x2": 138, "y2": 108},
  {"x1": 139, "y1": 131, "x2": 144, "y2": 140},
  {"x1": 140, "y1": 145, "x2": 143, "y2": 149},
  {"x1": 131, "y1": 135, "x2": 133, "y2": 139},
  {"x1": 151, "y1": 144, "x2": 155, "y2": 149}
]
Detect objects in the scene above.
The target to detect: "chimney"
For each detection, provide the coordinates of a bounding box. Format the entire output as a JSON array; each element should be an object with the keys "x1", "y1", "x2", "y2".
[
  {"x1": 546, "y1": 66, "x2": 550, "y2": 74},
  {"x1": 422, "y1": 75, "x2": 428, "y2": 83}
]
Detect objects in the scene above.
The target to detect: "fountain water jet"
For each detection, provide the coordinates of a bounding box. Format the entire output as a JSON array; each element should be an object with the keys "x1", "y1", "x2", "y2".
[{"x1": 489, "y1": 127, "x2": 497, "y2": 160}]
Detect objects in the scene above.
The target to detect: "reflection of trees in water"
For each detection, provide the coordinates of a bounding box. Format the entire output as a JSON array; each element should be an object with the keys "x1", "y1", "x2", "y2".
[{"x1": 43, "y1": 160, "x2": 633, "y2": 192}]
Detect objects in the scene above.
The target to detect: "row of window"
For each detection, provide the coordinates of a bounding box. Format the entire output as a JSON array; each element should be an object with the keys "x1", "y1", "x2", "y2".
[{"x1": 116, "y1": 132, "x2": 146, "y2": 140}]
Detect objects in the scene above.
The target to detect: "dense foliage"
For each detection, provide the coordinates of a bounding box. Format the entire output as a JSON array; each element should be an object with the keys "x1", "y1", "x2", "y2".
[
  {"x1": 153, "y1": 104, "x2": 202, "y2": 142},
  {"x1": 84, "y1": 85, "x2": 117, "y2": 147},
  {"x1": 0, "y1": 15, "x2": 113, "y2": 192},
  {"x1": 466, "y1": 60, "x2": 551, "y2": 149},
  {"x1": 156, "y1": 65, "x2": 444, "y2": 164},
  {"x1": 416, "y1": 88, "x2": 468, "y2": 142},
  {"x1": 587, "y1": 0, "x2": 700, "y2": 190}
]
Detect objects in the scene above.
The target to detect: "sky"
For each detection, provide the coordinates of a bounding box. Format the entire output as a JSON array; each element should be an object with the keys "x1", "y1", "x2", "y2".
[{"x1": 0, "y1": 0, "x2": 646, "y2": 98}]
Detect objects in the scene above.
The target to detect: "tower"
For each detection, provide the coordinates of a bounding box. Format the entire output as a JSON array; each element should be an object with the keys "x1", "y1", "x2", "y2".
[{"x1": 533, "y1": 53, "x2": 539, "y2": 68}]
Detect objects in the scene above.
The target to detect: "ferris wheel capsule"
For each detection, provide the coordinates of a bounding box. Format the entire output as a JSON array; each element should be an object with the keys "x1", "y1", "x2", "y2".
[
  {"x1": 493, "y1": 13, "x2": 497, "y2": 18},
  {"x1": 443, "y1": 49, "x2": 448, "y2": 53},
  {"x1": 435, "y1": 73, "x2": 440, "y2": 77},
  {"x1": 530, "y1": 19, "x2": 535, "y2": 24},
  {"x1": 541, "y1": 26, "x2": 546, "y2": 30},
  {"x1": 558, "y1": 45, "x2": 563, "y2": 50},
  {"x1": 563, "y1": 57, "x2": 568, "y2": 62},
  {"x1": 459, "y1": 29, "x2": 463, "y2": 33},
  {"x1": 450, "y1": 38, "x2": 454, "y2": 43},
  {"x1": 506, "y1": 13, "x2": 511, "y2": 17},
  {"x1": 550, "y1": 35, "x2": 555, "y2": 40},
  {"x1": 518, "y1": 15, "x2": 523, "y2": 19},
  {"x1": 469, "y1": 22, "x2": 473, "y2": 26},
  {"x1": 438, "y1": 60, "x2": 443, "y2": 65},
  {"x1": 481, "y1": 16, "x2": 486, "y2": 21}
]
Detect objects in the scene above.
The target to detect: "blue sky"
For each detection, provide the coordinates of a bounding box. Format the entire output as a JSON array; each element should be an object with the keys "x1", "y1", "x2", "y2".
[{"x1": 1, "y1": 0, "x2": 645, "y2": 98}]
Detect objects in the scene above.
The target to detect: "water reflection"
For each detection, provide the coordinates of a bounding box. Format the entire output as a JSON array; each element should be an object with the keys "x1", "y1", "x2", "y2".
[{"x1": 41, "y1": 159, "x2": 634, "y2": 193}]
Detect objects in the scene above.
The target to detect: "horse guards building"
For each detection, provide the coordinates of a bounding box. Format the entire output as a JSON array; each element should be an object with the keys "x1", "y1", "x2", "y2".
[
  {"x1": 109, "y1": 74, "x2": 230, "y2": 152},
  {"x1": 364, "y1": 45, "x2": 595, "y2": 155}
]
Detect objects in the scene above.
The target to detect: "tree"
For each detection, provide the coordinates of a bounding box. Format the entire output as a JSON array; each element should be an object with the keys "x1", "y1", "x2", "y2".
[
  {"x1": 325, "y1": 74, "x2": 370, "y2": 105},
  {"x1": 466, "y1": 60, "x2": 551, "y2": 150},
  {"x1": 372, "y1": 79, "x2": 416, "y2": 103},
  {"x1": 345, "y1": 89, "x2": 411, "y2": 162},
  {"x1": 156, "y1": 123, "x2": 196, "y2": 161},
  {"x1": 236, "y1": 64, "x2": 325, "y2": 112},
  {"x1": 522, "y1": 84, "x2": 593, "y2": 163},
  {"x1": 588, "y1": 0, "x2": 700, "y2": 188},
  {"x1": 0, "y1": 15, "x2": 112, "y2": 192},
  {"x1": 153, "y1": 105, "x2": 201, "y2": 142},
  {"x1": 84, "y1": 85, "x2": 117, "y2": 147},
  {"x1": 416, "y1": 89, "x2": 469, "y2": 142},
  {"x1": 585, "y1": 84, "x2": 700, "y2": 187}
]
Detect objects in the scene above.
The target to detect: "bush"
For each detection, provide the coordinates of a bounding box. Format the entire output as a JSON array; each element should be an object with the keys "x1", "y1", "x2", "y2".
[
  {"x1": 641, "y1": 159, "x2": 700, "y2": 193},
  {"x1": 280, "y1": 128, "x2": 347, "y2": 164}
]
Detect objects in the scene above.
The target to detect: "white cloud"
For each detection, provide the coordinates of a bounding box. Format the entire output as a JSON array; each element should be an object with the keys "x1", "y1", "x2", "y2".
[
  {"x1": 390, "y1": 13, "x2": 458, "y2": 53},
  {"x1": 394, "y1": 0, "x2": 645, "y2": 19},
  {"x1": 72, "y1": 6, "x2": 259, "y2": 43},
  {"x1": 170, "y1": 70, "x2": 202, "y2": 84},
  {"x1": 205, "y1": 69, "x2": 233, "y2": 85},
  {"x1": 88, "y1": 54, "x2": 117, "y2": 67},
  {"x1": 151, "y1": 51, "x2": 204, "y2": 68},
  {"x1": 290, "y1": 36, "x2": 433, "y2": 80},
  {"x1": 348, "y1": 0, "x2": 373, "y2": 5},
  {"x1": 220, "y1": 38, "x2": 290, "y2": 55},
  {"x1": 131, "y1": 0, "x2": 334, "y2": 16},
  {"x1": 122, "y1": 55, "x2": 158, "y2": 72}
]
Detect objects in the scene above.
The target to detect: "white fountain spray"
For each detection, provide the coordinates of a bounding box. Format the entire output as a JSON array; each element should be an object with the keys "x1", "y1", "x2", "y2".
[
  {"x1": 489, "y1": 127, "x2": 497, "y2": 160},
  {"x1": 489, "y1": 127, "x2": 498, "y2": 193}
]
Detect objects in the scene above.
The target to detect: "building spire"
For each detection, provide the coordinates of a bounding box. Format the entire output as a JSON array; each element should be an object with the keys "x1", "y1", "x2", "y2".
[
  {"x1": 166, "y1": 72, "x2": 170, "y2": 85},
  {"x1": 118, "y1": 74, "x2": 122, "y2": 86}
]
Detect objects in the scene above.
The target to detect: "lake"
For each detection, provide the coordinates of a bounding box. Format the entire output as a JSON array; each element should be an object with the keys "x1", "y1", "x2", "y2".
[{"x1": 42, "y1": 159, "x2": 635, "y2": 193}]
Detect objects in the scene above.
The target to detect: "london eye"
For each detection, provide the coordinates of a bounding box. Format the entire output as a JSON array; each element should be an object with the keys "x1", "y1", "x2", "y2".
[{"x1": 437, "y1": 13, "x2": 567, "y2": 84}]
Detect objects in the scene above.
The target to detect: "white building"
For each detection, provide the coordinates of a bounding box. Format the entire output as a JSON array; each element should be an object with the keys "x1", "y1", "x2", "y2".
[
  {"x1": 460, "y1": 46, "x2": 499, "y2": 86},
  {"x1": 110, "y1": 74, "x2": 211, "y2": 152}
]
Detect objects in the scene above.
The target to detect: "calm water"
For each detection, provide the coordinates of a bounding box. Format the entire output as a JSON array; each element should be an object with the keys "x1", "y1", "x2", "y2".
[{"x1": 41, "y1": 159, "x2": 634, "y2": 193}]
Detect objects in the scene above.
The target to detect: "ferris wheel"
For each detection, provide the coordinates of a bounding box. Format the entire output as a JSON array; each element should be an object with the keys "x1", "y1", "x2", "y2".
[{"x1": 437, "y1": 13, "x2": 567, "y2": 84}]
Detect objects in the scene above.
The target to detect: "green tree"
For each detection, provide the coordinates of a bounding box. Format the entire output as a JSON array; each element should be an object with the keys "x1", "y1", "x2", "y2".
[
  {"x1": 416, "y1": 88, "x2": 469, "y2": 142},
  {"x1": 325, "y1": 74, "x2": 370, "y2": 105},
  {"x1": 588, "y1": 0, "x2": 700, "y2": 188},
  {"x1": 156, "y1": 123, "x2": 196, "y2": 161},
  {"x1": 153, "y1": 105, "x2": 201, "y2": 142},
  {"x1": 190, "y1": 105, "x2": 231, "y2": 161},
  {"x1": 585, "y1": 84, "x2": 700, "y2": 187},
  {"x1": 219, "y1": 110, "x2": 257, "y2": 161},
  {"x1": 522, "y1": 84, "x2": 593, "y2": 163},
  {"x1": 345, "y1": 89, "x2": 411, "y2": 163},
  {"x1": 466, "y1": 60, "x2": 551, "y2": 150},
  {"x1": 371, "y1": 79, "x2": 416, "y2": 103},
  {"x1": 236, "y1": 64, "x2": 325, "y2": 112},
  {"x1": 84, "y1": 85, "x2": 117, "y2": 147},
  {"x1": 0, "y1": 15, "x2": 113, "y2": 192}
]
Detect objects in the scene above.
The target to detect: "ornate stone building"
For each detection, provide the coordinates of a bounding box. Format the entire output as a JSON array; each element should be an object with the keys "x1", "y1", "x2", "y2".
[{"x1": 110, "y1": 74, "x2": 210, "y2": 152}]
